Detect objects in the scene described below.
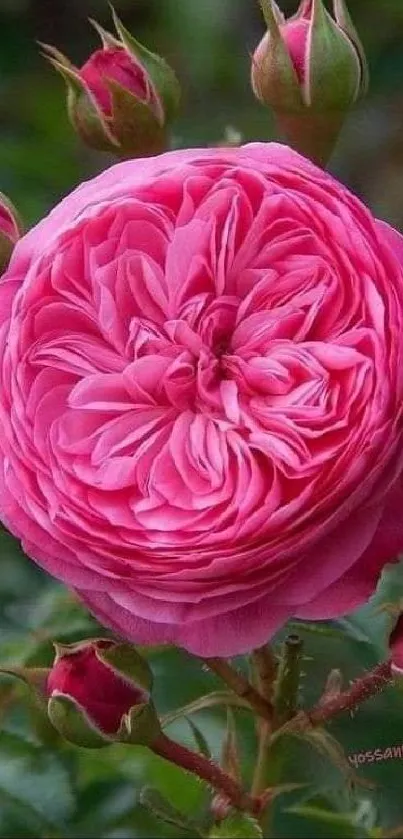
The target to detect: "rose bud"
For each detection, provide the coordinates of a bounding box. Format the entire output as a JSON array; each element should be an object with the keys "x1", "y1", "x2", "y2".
[
  {"x1": 46, "y1": 639, "x2": 160, "y2": 748},
  {"x1": 251, "y1": 0, "x2": 368, "y2": 165},
  {"x1": 41, "y1": 8, "x2": 180, "y2": 158},
  {"x1": 0, "y1": 192, "x2": 22, "y2": 272}
]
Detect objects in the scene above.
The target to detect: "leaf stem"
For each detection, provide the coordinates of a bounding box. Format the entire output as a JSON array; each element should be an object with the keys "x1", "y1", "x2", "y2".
[{"x1": 152, "y1": 732, "x2": 263, "y2": 816}]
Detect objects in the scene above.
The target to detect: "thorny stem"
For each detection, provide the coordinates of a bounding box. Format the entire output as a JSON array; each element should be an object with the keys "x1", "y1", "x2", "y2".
[
  {"x1": 307, "y1": 660, "x2": 393, "y2": 726},
  {"x1": 202, "y1": 657, "x2": 274, "y2": 723},
  {"x1": 152, "y1": 732, "x2": 263, "y2": 816},
  {"x1": 250, "y1": 645, "x2": 277, "y2": 799},
  {"x1": 279, "y1": 660, "x2": 393, "y2": 736},
  {"x1": 273, "y1": 634, "x2": 303, "y2": 729}
]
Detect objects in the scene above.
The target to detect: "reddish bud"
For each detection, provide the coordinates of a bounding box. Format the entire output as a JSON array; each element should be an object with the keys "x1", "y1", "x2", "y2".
[
  {"x1": 47, "y1": 639, "x2": 147, "y2": 735},
  {"x1": 46, "y1": 638, "x2": 160, "y2": 748},
  {"x1": 41, "y1": 7, "x2": 180, "y2": 159}
]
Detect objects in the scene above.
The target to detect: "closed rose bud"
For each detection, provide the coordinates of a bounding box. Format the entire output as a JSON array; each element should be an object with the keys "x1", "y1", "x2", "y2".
[
  {"x1": 0, "y1": 192, "x2": 22, "y2": 272},
  {"x1": 79, "y1": 46, "x2": 160, "y2": 121},
  {"x1": 41, "y1": 8, "x2": 180, "y2": 159},
  {"x1": 251, "y1": 0, "x2": 368, "y2": 165},
  {"x1": 47, "y1": 639, "x2": 160, "y2": 747}
]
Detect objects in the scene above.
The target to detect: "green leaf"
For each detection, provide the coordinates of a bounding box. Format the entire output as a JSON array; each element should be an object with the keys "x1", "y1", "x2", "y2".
[
  {"x1": 209, "y1": 813, "x2": 263, "y2": 838},
  {"x1": 140, "y1": 786, "x2": 204, "y2": 836},
  {"x1": 186, "y1": 716, "x2": 212, "y2": 758},
  {"x1": 287, "y1": 802, "x2": 365, "y2": 838},
  {"x1": 0, "y1": 730, "x2": 74, "y2": 833}
]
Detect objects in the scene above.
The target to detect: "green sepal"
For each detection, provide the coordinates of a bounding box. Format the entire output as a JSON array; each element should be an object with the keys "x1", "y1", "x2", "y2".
[
  {"x1": 307, "y1": 0, "x2": 362, "y2": 110},
  {"x1": 118, "y1": 699, "x2": 161, "y2": 746},
  {"x1": 0, "y1": 192, "x2": 23, "y2": 272},
  {"x1": 0, "y1": 191, "x2": 23, "y2": 237},
  {"x1": 88, "y1": 18, "x2": 120, "y2": 49},
  {"x1": 254, "y1": 0, "x2": 304, "y2": 112},
  {"x1": 97, "y1": 642, "x2": 153, "y2": 693},
  {"x1": 0, "y1": 235, "x2": 14, "y2": 272},
  {"x1": 47, "y1": 693, "x2": 112, "y2": 748},
  {"x1": 108, "y1": 80, "x2": 167, "y2": 157},
  {"x1": 333, "y1": 0, "x2": 369, "y2": 95},
  {"x1": 41, "y1": 53, "x2": 119, "y2": 152},
  {"x1": 110, "y1": 5, "x2": 181, "y2": 122}
]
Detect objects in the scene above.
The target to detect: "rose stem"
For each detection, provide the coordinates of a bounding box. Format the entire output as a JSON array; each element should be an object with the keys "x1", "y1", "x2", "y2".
[
  {"x1": 273, "y1": 634, "x2": 303, "y2": 729},
  {"x1": 201, "y1": 657, "x2": 274, "y2": 723},
  {"x1": 152, "y1": 732, "x2": 262, "y2": 816},
  {"x1": 252, "y1": 636, "x2": 302, "y2": 803},
  {"x1": 251, "y1": 644, "x2": 277, "y2": 704},
  {"x1": 307, "y1": 660, "x2": 393, "y2": 725}
]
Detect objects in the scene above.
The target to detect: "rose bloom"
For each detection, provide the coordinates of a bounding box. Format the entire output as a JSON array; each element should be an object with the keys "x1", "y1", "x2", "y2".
[{"x1": 1, "y1": 143, "x2": 403, "y2": 657}]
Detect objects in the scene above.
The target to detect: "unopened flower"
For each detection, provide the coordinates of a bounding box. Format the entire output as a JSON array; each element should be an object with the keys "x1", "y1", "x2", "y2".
[
  {"x1": 42, "y1": 8, "x2": 180, "y2": 158},
  {"x1": 46, "y1": 639, "x2": 159, "y2": 747},
  {"x1": 251, "y1": 0, "x2": 368, "y2": 164}
]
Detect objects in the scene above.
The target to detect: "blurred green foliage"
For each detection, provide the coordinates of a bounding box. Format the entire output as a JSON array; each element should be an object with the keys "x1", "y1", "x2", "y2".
[
  {"x1": 1, "y1": 2, "x2": 403, "y2": 837},
  {"x1": 0, "y1": 0, "x2": 402, "y2": 228}
]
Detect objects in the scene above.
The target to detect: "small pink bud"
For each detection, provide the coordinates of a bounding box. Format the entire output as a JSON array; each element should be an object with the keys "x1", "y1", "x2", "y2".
[
  {"x1": 42, "y1": 8, "x2": 180, "y2": 159},
  {"x1": 0, "y1": 192, "x2": 22, "y2": 271},
  {"x1": 251, "y1": 0, "x2": 368, "y2": 165}
]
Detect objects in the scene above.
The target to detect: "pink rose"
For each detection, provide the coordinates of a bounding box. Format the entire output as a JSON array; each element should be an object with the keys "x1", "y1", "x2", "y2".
[{"x1": 1, "y1": 143, "x2": 403, "y2": 657}]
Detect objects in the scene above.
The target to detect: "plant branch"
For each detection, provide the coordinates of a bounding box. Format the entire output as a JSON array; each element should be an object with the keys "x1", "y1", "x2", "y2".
[
  {"x1": 152, "y1": 732, "x2": 263, "y2": 816},
  {"x1": 251, "y1": 645, "x2": 277, "y2": 703},
  {"x1": 279, "y1": 660, "x2": 393, "y2": 736},
  {"x1": 307, "y1": 660, "x2": 393, "y2": 725},
  {"x1": 273, "y1": 634, "x2": 303, "y2": 728},
  {"x1": 201, "y1": 657, "x2": 274, "y2": 723}
]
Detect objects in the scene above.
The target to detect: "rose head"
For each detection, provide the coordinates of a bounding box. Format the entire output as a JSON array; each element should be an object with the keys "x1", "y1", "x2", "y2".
[
  {"x1": 1, "y1": 143, "x2": 403, "y2": 657},
  {"x1": 46, "y1": 639, "x2": 156, "y2": 745},
  {"x1": 42, "y1": 9, "x2": 180, "y2": 158}
]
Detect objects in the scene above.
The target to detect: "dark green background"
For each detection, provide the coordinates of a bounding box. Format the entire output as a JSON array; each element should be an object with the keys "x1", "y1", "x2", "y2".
[{"x1": 1, "y1": 1, "x2": 403, "y2": 837}]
